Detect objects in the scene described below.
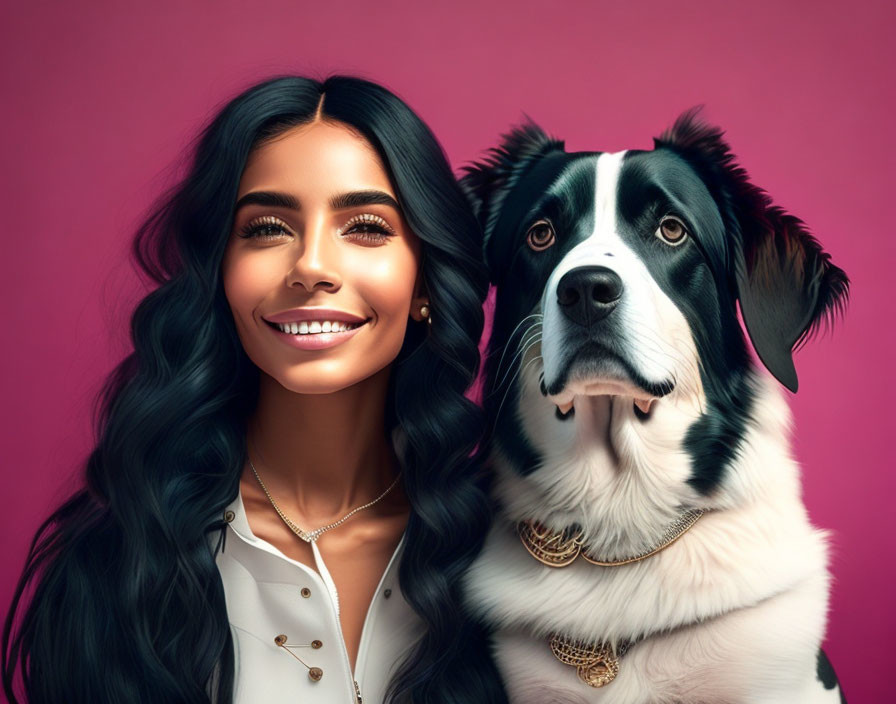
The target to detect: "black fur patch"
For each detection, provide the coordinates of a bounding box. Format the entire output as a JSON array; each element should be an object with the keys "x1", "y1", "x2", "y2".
[
  {"x1": 683, "y1": 380, "x2": 754, "y2": 495},
  {"x1": 816, "y1": 648, "x2": 846, "y2": 702}
]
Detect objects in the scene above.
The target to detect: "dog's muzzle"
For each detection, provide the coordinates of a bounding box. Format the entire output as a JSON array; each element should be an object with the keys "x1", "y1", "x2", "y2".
[{"x1": 557, "y1": 266, "x2": 623, "y2": 327}]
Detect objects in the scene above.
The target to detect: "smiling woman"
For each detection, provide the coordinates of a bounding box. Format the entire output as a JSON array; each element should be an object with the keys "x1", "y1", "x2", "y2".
[
  {"x1": 2, "y1": 76, "x2": 507, "y2": 704},
  {"x1": 223, "y1": 121, "x2": 425, "y2": 394},
  {"x1": 219, "y1": 120, "x2": 430, "y2": 695}
]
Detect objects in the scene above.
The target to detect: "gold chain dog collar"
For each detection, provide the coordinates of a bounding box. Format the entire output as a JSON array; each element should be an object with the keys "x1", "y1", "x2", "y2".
[
  {"x1": 518, "y1": 508, "x2": 705, "y2": 568},
  {"x1": 516, "y1": 521, "x2": 585, "y2": 566},
  {"x1": 549, "y1": 633, "x2": 631, "y2": 687}
]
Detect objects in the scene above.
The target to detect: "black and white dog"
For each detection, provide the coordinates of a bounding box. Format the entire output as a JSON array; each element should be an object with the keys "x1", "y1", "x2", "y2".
[{"x1": 460, "y1": 112, "x2": 848, "y2": 703}]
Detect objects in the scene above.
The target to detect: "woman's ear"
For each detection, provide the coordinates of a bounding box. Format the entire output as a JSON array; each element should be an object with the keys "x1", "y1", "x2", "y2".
[
  {"x1": 409, "y1": 296, "x2": 430, "y2": 322},
  {"x1": 409, "y1": 268, "x2": 430, "y2": 323},
  {"x1": 655, "y1": 109, "x2": 850, "y2": 392}
]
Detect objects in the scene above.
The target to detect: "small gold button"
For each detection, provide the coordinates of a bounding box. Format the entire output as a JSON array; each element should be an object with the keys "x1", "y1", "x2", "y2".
[
  {"x1": 308, "y1": 667, "x2": 323, "y2": 681},
  {"x1": 301, "y1": 587, "x2": 311, "y2": 598},
  {"x1": 383, "y1": 588, "x2": 392, "y2": 599},
  {"x1": 311, "y1": 640, "x2": 322, "y2": 649},
  {"x1": 223, "y1": 510, "x2": 235, "y2": 523}
]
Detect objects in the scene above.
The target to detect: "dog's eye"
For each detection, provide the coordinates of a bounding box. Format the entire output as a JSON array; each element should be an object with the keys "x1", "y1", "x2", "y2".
[
  {"x1": 656, "y1": 216, "x2": 688, "y2": 246},
  {"x1": 526, "y1": 220, "x2": 555, "y2": 251}
]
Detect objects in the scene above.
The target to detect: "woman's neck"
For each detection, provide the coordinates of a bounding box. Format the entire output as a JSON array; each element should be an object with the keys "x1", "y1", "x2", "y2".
[{"x1": 245, "y1": 365, "x2": 401, "y2": 524}]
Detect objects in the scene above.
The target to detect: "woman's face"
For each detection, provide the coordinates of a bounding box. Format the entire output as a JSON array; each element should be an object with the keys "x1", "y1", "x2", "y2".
[{"x1": 221, "y1": 120, "x2": 425, "y2": 394}]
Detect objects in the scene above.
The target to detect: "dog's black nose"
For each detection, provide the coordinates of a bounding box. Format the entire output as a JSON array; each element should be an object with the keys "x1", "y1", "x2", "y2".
[{"x1": 557, "y1": 266, "x2": 623, "y2": 326}]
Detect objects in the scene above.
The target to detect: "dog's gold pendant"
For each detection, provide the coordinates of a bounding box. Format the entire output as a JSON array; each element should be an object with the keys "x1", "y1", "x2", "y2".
[
  {"x1": 549, "y1": 634, "x2": 620, "y2": 688},
  {"x1": 517, "y1": 520, "x2": 584, "y2": 566}
]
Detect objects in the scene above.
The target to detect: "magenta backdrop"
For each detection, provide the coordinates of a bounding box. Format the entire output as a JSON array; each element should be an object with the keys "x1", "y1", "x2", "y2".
[{"x1": 2, "y1": 0, "x2": 893, "y2": 700}]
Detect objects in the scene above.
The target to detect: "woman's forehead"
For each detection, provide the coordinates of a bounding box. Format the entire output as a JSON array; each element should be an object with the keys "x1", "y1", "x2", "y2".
[{"x1": 237, "y1": 120, "x2": 395, "y2": 202}]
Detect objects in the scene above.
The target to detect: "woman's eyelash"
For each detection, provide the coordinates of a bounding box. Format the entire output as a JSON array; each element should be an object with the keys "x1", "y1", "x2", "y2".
[
  {"x1": 338, "y1": 213, "x2": 396, "y2": 240},
  {"x1": 238, "y1": 215, "x2": 292, "y2": 240}
]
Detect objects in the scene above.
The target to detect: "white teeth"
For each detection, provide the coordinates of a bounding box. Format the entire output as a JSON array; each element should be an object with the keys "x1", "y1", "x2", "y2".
[
  {"x1": 556, "y1": 400, "x2": 574, "y2": 415},
  {"x1": 274, "y1": 320, "x2": 361, "y2": 335},
  {"x1": 634, "y1": 398, "x2": 654, "y2": 414}
]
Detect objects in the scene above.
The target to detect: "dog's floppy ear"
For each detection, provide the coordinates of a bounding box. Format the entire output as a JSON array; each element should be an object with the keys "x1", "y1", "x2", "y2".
[
  {"x1": 460, "y1": 120, "x2": 565, "y2": 278},
  {"x1": 655, "y1": 109, "x2": 849, "y2": 392}
]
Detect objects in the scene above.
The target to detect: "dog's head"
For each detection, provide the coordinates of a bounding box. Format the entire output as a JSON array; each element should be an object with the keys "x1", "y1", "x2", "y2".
[{"x1": 462, "y1": 111, "x2": 848, "y2": 498}]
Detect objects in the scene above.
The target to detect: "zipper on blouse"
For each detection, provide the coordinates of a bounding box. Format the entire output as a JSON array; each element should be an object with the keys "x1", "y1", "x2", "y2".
[{"x1": 354, "y1": 678, "x2": 362, "y2": 703}]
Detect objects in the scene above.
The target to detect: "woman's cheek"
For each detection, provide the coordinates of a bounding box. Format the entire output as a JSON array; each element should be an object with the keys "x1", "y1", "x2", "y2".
[{"x1": 364, "y1": 245, "x2": 419, "y2": 298}]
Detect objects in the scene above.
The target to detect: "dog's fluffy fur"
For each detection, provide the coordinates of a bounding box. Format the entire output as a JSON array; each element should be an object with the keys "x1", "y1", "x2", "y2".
[{"x1": 460, "y1": 112, "x2": 848, "y2": 703}]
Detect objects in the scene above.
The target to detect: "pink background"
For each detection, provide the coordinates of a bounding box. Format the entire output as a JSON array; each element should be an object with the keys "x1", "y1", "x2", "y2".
[{"x1": 2, "y1": 0, "x2": 893, "y2": 700}]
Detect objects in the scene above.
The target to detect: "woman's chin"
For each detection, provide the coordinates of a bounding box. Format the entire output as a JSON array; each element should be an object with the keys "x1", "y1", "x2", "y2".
[{"x1": 261, "y1": 363, "x2": 392, "y2": 396}]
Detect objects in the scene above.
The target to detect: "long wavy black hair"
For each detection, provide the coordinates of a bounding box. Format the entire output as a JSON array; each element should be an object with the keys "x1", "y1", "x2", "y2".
[{"x1": 2, "y1": 75, "x2": 506, "y2": 704}]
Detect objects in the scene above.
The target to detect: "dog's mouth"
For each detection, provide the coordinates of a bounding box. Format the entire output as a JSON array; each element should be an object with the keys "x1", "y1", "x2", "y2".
[
  {"x1": 550, "y1": 378, "x2": 660, "y2": 419},
  {"x1": 544, "y1": 347, "x2": 674, "y2": 421}
]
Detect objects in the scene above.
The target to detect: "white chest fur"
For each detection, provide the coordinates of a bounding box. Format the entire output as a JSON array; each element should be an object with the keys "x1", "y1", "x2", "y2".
[{"x1": 464, "y1": 377, "x2": 836, "y2": 703}]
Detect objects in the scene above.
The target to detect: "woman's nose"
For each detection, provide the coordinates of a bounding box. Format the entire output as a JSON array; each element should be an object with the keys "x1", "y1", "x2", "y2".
[{"x1": 285, "y1": 216, "x2": 342, "y2": 292}]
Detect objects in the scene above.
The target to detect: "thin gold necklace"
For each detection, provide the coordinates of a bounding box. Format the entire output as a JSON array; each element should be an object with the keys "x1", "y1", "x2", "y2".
[{"x1": 249, "y1": 457, "x2": 401, "y2": 543}]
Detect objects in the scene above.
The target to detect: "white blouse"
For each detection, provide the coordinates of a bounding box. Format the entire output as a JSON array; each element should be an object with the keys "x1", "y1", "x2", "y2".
[{"x1": 214, "y1": 490, "x2": 424, "y2": 703}]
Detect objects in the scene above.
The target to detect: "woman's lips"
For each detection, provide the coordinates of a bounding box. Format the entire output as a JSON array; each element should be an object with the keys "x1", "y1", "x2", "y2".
[{"x1": 265, "y1": 318, "x2": 368, "y2": 350}]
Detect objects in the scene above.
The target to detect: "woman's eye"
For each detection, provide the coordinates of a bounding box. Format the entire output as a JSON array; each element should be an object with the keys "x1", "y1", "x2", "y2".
[
  {"x1": 238, "y1": 216, "x2": 292, "y2": 241},
  {"x1": 656, "y1": 216, "x2": 688, "y2": 246},
  {"x1": 526, "y1": 219, "x2": 555, "y2": 251},
  {"x1": 344, "y1": 223, "x2": 391, "y2": 242},
  {"x1": 339, "y1": 214, "x2": 396, "y2": 244}
]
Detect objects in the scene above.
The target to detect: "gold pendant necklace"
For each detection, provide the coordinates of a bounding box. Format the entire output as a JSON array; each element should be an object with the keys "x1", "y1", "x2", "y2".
[
  {"x1": 249, "y1": 458, "x2": 401, "y2": 543},
  {"x1": 549, "y1": 633, "x2": 630, "y2": 687}
]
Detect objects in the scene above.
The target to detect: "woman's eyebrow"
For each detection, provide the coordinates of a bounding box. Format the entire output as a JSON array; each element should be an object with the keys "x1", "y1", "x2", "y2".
[
  {"x1": 234, "y1": 190, "x2": 299, "y2": 212},
  {"x1": 233, "y1": 189, "x2": 400, "y2": 214},
  {"x1": 329, "y1": 190, "x2": 400, "y2": 211}
]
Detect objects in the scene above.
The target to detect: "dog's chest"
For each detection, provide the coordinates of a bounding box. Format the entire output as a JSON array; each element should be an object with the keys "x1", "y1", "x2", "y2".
[{"x1": 465, "y1": 508, "x2": 826, "y2": 644}]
